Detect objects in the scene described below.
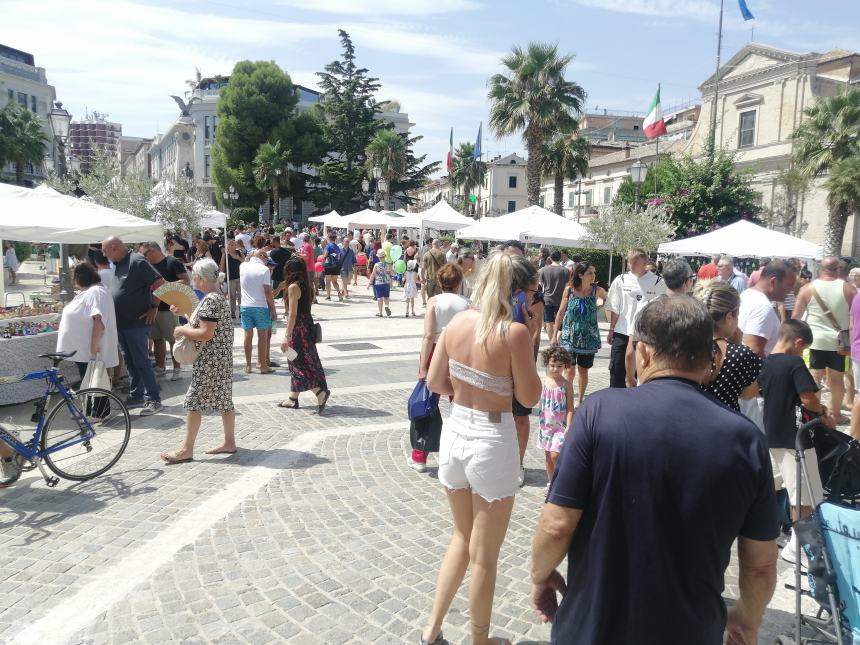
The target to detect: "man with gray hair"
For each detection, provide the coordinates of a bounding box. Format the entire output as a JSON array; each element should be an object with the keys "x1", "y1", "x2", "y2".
[
  {"x1": 531, "y1": 295, "x2": 778, "y2": 644},
  {"x1": 661, "y1": 258, "x2": 695, "y2": 295},
  {"x1": 717, "y1": 255, "x2": 748, "y2": 293},
  {"x1": 139, "y1": 241, "x2": 190, "y2": 382}
]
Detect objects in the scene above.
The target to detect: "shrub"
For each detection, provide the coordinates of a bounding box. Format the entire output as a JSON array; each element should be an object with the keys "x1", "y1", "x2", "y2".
[{"x1": 231, "y1": 207, "x2": 258, "y2": 224}]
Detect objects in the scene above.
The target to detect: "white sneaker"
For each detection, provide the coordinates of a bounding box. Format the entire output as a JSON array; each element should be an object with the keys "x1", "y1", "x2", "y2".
[
  {"x1": 518, "y1": 464, "x2": 526, "y2": 488},
  {"x1": 407, "y1": 457, "x2": 427, "y2": 473},
  {"x1": 170, "y1": 369, "x2": 181, "y2": 381},
  {"x1": 780, "y1": 531, "x2": 809, "y2": 571},
  {"x1": 140, "y1": 401, "x2": 163, "y2": 416}
]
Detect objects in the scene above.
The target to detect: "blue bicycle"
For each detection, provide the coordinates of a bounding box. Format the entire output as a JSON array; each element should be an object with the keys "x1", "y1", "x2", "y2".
[{"x1": 0, "y1": 351, "x2": 130, "y2": 487}]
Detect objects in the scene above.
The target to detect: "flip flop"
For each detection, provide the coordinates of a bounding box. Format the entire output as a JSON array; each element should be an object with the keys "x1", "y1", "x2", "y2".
[
  {"x1": 259, "y1": 368, "x2": 276, "y2": 374},
  {"x1": 161, "y1": 452, "x2": 193, "y2": 464},
  {"x1": 204, "y1": 448, "x2": 237, "y2": 455}
]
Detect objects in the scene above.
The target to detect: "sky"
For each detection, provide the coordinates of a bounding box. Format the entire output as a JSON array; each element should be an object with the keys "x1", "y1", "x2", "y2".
[{"x1": 3, "y1": 0, "x2": 859, "y2": 175}]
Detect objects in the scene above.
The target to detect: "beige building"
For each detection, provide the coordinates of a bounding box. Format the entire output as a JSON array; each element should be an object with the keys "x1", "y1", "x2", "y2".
[
  {"x1": 540, "y1": 104, "x2": 698, "y2": 220},
  {"x1": 410, "y1": 177, "x2": 453, "y2": 211},
  {"x1": 479, "y1": 153, "x2": 528, "y2": 217},
  {"x1": 686, "y1": 43, "x2": 860, "y2": 253}
]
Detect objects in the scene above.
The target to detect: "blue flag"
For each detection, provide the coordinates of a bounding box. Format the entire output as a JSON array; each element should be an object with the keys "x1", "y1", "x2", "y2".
[
  {"x1": 738, "y1": 0, "x2": 754, "y2": 21},
  {"x1": 473, "y1": 122, "x2": 482, "y2": 162}
]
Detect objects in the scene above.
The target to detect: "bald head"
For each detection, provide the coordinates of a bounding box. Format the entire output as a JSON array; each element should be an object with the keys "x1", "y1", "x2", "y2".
[
  {"x1": 820, "y1": 256, "x2": 841, "y2": 277},
  {"x1": 101, "y1": 236, "x2": 127, "y2": 263}
]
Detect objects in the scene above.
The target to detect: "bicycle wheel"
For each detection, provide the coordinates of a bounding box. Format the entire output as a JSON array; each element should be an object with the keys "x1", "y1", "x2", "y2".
[{"x1": 41, "y1": 388, "x2": 131, "y2": 481}]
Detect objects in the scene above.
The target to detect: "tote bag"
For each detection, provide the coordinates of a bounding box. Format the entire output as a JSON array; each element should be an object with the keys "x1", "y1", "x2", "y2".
[{"x1": 81, "y1": 354, "x2": 112, "y2": 391}]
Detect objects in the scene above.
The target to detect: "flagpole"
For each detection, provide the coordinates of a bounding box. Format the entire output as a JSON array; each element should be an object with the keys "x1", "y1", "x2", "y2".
[
  {"x1": 654, "y1": 83, "x2": 660, "y2": 196},
  {"x1": 708, "y1": 0, "x2": 725, "y2": 156}
]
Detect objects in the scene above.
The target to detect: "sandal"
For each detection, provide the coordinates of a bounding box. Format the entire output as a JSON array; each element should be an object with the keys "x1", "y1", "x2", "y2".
[
  {"x1": 259, "y1": 367, "x2": 275, "y2": 375},
  {"x1": 277, "y1": 398, "x2": 299, "y2": 409},
  {"x1": 244, "y1": 365, "x2": 252, "y2": 374},
  {"x1": 160, "y1": 451, "x2": 193, "y2": 464},
  {"x1": 375, "y1": 313, "x2": 383, "y2": 317},
  {"x1": 418, "y1": 633, "x2": 448, "y2": 645},
  {"x1": 316, "y1": 389, "x2": 331, "y2": 414}
]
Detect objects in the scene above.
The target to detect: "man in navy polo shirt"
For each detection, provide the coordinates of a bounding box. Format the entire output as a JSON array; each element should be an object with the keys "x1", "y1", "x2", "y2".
[{"x1": 530, "y1": 295, "x2": 779, "y2": 645}]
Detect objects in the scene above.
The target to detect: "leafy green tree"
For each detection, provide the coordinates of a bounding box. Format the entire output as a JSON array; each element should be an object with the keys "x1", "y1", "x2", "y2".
[
  {"x1": 230, "y1": 207, "x2": 258, "y2": 224},
  {"x1": 584, "y1": 202, "x2": 674, "y2": 257},
  {"x1": 212, "y1": 60, "x2": 324, "y2": 210},
  {"x1": 450, "y1": 142, "x2": 486, "y2": 216},
  {"x1": 823, "y1": 156, "x2": 860, "y2": 246},
  {"x1": 0, "y1": 102, "x2": 48, "y2": 185},
  {"x1": 365, "y1": 129, "x2": 407, "y2": 210},
  {"x1": 488, "y1": 42, "x2": 586, "y2": 206},
  {"x1": 254, "y1": 140, "x2": 290, "y2": 220},
  {"x1": 541, "y1": 131, "x2": 589, "y2": 215},
  {"x1": 791, "y1": 87, "x2": 860, "y2": 255},
  {"x1": 313, "y1": 30, "x2": 384, "y2": 213},
  {"x1": 613, "y1": 151, "x2": 761, "y2": 237}
]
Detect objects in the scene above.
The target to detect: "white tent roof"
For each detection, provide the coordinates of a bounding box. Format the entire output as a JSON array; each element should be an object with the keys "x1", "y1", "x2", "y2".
[
  {"x1": 307, "y1": 210, "x2": 343, "y2": 226},
  {"x1": 457, "y1": 204, "x2": 597, "y2": 247},
  {"x1": 0, "y1": 183, "x2": 164, "y2": 243},
  {"x1": 200, "y1": 210, "x2": 228, "y2": 229},
  {"x1": 419, "y1": 201, "x2": 474, "y2": 231},
  {"x1": 343, "y1": 208, "x2": 400, "y2": 229},
  {"x1": 657, "y1": 220, "x2": 823, "y2": 260}
]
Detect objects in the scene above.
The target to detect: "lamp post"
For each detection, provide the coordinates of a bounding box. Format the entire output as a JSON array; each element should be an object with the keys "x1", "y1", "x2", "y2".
[
  {"x1": 630, "y1": 159, "x2": 646, "y2": 211},
  {"x1": 363, "y1": 167, "x2": 386, "y2": 211},
  {"x1": 222, "y1": 185, "x2": 238, "y2": 213},
  {"x1": 48, "y1": 102, "x2": 73, "y2": 302}
]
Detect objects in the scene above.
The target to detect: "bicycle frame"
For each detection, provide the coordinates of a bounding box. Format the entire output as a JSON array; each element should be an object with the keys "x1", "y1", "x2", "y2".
[{"x1": 0, "y1": 367, "x2": 95, "y2": 461}]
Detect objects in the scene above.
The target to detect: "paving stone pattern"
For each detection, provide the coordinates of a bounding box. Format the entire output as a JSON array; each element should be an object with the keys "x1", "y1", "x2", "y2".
[{"x1": 0, "y1": 286, "x2": 806, "y2": 644}]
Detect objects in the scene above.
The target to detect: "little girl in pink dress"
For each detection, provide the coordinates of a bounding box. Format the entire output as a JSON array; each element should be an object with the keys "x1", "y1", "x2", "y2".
[{"x1": 536, "y1": 346, "x2": 574, "y2": 493}]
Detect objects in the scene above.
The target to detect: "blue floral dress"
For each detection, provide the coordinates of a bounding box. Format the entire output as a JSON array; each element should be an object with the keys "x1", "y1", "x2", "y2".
[{"x1": 559, "y1": 286, "x2": 601, "y2": 357}]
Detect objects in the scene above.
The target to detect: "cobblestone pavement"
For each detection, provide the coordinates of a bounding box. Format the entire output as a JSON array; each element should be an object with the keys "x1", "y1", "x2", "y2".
[{"x1": 0, "y1": 277, "x2": 811, "y2": 644}]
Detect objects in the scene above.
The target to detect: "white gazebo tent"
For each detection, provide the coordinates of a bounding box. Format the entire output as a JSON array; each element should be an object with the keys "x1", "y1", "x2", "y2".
[
  {"x1": 415, "y1": 201, "x2": 474, "y2": 245},
  {"x1": 657, "y1": 220, "x2": 823, "y2": 260},
  {"x1": 457, "y1": 204, "x2": 598, "y2": 248},
  {"x1": 0, "y1": 183, "x2": 165, "y2": 302},
  {"x1": 200, "y1": 210, "x2": 228, "y2": 230},
  {"x1": 307, "y1": 210, "x2": 344, "y2": 232}
]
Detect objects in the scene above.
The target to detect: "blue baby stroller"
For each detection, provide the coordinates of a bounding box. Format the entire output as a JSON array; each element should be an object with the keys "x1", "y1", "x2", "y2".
[{"x1": 775, "y1": 418, "x2": 860, "y2": 645}]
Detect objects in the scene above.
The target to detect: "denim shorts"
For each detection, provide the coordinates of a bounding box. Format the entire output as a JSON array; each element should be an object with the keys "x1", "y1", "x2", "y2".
[
  {"x1": 240, "y1": 306, "x2": 271, "y2": 330},
  {"x1": 438, "y1": 403, "x2": 519, "y2": 502},
  {"x1": 373, "y1": 283, "x2": 391, "y2": 299}
]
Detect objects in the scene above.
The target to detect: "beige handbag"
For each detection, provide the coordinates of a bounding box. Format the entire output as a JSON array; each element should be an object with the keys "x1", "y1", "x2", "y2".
[{"x1": 173, "y1": 300, "x2": 203, "y2": 364}]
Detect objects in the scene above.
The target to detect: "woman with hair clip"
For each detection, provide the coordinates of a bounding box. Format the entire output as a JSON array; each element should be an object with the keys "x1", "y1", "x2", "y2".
[
  {"x1": 278, "y1": 256, "x2": 330, "y2": 413},
  {"x1": 419, "y1": 252, "x2": 541, "y2": 645},
  {"x1": 693, "y1": 280, "x2": 763, "y2": 411}
]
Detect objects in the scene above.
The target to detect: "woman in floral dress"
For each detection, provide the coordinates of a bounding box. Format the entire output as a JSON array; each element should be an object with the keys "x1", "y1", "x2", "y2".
[
  {"x1": 554, "y1": 261, "x2": 607, "y2": 407},
  {"x1": 160, "y1": 258, "x2": 236, "y2": 464},
  {"x1": 278, "y1": 256, "x2": 331, "y2": 413}
]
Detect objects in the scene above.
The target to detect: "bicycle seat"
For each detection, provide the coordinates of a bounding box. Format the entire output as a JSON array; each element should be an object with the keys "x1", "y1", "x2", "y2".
[{"x1": 38, "y1": 351, "x2": 77, "y2": 362}]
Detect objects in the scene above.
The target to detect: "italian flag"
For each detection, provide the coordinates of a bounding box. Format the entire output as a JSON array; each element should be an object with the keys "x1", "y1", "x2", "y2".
[
  {"x1": 446, "y1": 127, "x2": 453, "y2": 173},
  {"x1": 643, "y1": 85, "x2": 667, "y2": 139}
]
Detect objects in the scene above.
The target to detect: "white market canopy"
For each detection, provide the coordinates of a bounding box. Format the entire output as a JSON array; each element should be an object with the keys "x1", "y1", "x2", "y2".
[
  {"x1": 343, "y1": 208, "x2": 420, "y2": 229},
  {"x1": 307, "y1": 210, "x2": 343, "y2": 227},
  {"x1": 200, "y1": 210, "x2": 228, "y2": 229},
  {"x1": 657, "y1": 220, "x2": 823, "y2": 260},
  {"x1": 0, "y1": 183, "x2": 164, "y2": 244},
  {"x1": 419, "y1": 201, "x2": 474, "y2": 231},
  {"x1": 457, "y1": 204, "x2": 597, "y2": 247}
]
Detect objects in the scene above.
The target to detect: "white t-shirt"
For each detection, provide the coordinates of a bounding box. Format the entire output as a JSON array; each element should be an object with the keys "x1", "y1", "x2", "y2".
[
  {"x1": 57, "y1": 285, "x2": 120, "y2": 368},
  {"x1": 98, "y1": 267, "x2": 116, "y2": 292},
  {"x1": 235, "y1": 232, "x2": 252, "y2": 252},
  {"x1": 239, "y1": 259, "x2": 271, "y2": 309},
  {"x1": 738, "y1": 287, "x2": 780, "y2": 356},
  {"x1": 605, "y1": 271, "x2": 667, "y2": 336}
]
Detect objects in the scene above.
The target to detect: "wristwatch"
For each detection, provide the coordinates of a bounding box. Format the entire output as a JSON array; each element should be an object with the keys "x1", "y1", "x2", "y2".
[{"x1": 150, "y1": 304, "x2": 158, "y2": 309}]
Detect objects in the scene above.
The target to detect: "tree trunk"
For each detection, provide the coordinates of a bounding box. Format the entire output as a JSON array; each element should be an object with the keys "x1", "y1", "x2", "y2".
[
  {"x1": 15, "y1": 158, "x2": 24, "y2": 186},
  {"x1": 273, "y1": 184, "x2": 279, "y2": 223},
  {"x1": 462, "y1": 184, "x2": 470, "y2": 216},
  {"x1": 526, "y1": 128, "x2": 542, "y2": 206},
  {"x1": 554, "y1": 173, "x2": 564, "y2": 216},
  {"x1": 823, "y1": 202, "x2": 851, "y2": 257}
]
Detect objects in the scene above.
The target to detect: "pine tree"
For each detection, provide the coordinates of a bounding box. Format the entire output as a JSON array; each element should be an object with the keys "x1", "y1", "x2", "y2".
[{"x1": 313, "y1": 30, "x2": 384, "y2": 213}]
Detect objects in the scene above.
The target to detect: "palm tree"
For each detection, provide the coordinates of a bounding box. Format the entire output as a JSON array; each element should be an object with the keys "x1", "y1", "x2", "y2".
[
  {"x1": 0, "y1": 102, "x2": 48, "y2": 185},
  {"x1": 253, "y1": 140, "x2": 290, "y2": 221},
  {"x1": 488, "y1": 42, "x2": 586, "y2": 206},
  {"x1": 541, "y1": 131, "x2": 590, "y2": 216},
  {"x1": 365, "y1": 129, "x2": 407, "y2": 209},
  {"x1": 450, "y1": 142, "x2": 487, "y2": 216},
  {"x1": 791, "y1": 87, "x2": 860, "y2": 255},
  {"x1": 823, "y1": 156, "x2": 860, "y2": 248}
]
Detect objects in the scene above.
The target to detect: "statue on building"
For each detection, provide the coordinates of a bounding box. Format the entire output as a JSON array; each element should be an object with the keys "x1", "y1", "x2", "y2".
[
  {"x1": 169, "y1": 95, "x2": 201, "y2": 117},
  {"x1": 183, "y1": 162, "x2": 193, "y2": 179}
]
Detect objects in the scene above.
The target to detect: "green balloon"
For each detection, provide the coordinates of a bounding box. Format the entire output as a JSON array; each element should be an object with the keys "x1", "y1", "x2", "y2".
[{"x1": 394, "y1": 259, "x2": 407, "y2": 274}]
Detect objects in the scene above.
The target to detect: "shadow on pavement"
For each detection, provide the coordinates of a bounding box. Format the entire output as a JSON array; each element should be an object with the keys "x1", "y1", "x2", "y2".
[
  {"x1": 319, "y1": 405, "x2": 393, "y2": 419},
  {"x1": 202, "y1": 447, "x2": 329, "y2": 471}
]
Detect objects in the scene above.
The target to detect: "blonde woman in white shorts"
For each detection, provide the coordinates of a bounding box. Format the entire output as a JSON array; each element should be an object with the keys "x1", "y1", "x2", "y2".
[{"x1": 419, "y1": 252, "x2": 542, "y2": 645}]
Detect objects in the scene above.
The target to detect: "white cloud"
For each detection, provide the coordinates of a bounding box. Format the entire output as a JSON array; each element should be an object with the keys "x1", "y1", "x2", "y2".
[
  {"x1": 572, "y1": 0, "x2": 717, "y2": 19},
  {"x1": 276, "y1": 0, "x2": 482, "y2": 15}
]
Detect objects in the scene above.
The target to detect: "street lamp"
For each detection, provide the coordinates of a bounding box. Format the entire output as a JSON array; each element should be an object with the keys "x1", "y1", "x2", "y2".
[
  {"x1": 372, "y1": 166, "x2": 382, "y2": 180},
  {"x1": 48, "y1": 101, "x2": 74, "y2": 302},
  {"x1": 630, "y1": 159, "x2": 647, "y2": 210},
  {"x1": 222, "y1": 184, "x2": 238, "y2": 213}
]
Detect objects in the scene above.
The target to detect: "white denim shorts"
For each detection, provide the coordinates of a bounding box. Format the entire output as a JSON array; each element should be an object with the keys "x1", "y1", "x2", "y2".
[
  {"x1": 437, "y1": 403, "x2": 519, "y2": 503},
  {"x1": 771, "y1": 448, "x2": 824, "y2": 507}
]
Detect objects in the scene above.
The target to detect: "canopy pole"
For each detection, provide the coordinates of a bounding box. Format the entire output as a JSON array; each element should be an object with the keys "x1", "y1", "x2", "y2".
[
  {"x1": 608, "y1": 253, "x2": 613, "y2": 286},
  {"x1": 0, "y1": 238, "x2": 5, "y2": 307},
  {"x1": 59, "y1": 244, "x2": 73, "y2": 303}
]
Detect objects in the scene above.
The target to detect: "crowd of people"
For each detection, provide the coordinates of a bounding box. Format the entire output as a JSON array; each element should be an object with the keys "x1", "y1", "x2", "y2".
[{"x1": 4, "y1": 217, "x2": 860, "y2": 643}]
